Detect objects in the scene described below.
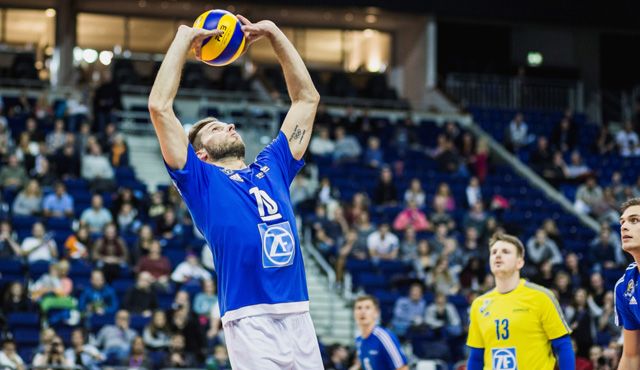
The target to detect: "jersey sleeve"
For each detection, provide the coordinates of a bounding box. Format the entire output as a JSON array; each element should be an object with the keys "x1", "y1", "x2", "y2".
[
  {"x1": 466, "y1": 298, "x2": 485, "y2": 348},
  {"x1": 164, "y1": 144, "x2": 211, "y2": 227},
  {"x1": 539, "y1": 289, "x2": 572, "y2": 340},
  {"x1": 615, "y1": 277, "x2": 640, "y2": 330},
  {"x1": 256, "y1": 131, "x2": 305, "y2": 186},
  {"x1": 376, "y1": 329, "x2": 408, "y2": 369}
]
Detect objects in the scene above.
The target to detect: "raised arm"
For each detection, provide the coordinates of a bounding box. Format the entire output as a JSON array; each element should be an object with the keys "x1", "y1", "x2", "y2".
[
  {"x1": 148, "y1": 26, "x2": 220, "y2": 169},
  {"x1": 238, "y1": 15, "x2": 320, "y2": 160},
  {"x1": 619, "y1": 329, "x2": 640, "y2": 369}
]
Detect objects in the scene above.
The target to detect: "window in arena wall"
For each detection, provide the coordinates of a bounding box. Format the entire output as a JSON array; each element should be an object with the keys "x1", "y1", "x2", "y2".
[
  {"x1": 302, "y1": 29, "x2": 343, "y2": 67},
  {"x1": 77, "y1": 13, "x2": 125, "y2": 51},
  {"x1": 5, "y1": 9, "x2": 55, "y2": 47},
  {"x1": 343, "y1": 29, "x2": 391, "y2": 73},
  {"x1": 128, "y1": 18, "x2": 175, "y2": 53}
]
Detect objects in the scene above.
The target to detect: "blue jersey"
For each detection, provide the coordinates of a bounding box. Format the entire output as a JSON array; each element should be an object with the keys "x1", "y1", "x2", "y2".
[
  {"x1": 615, "y1": 262, "x2": 640, "y2": 330},
  {"x1": 166, "y1": 132, "x2": 308, "y2": 323},
  {"x1": 356, "y1": 326, "x2": 407, "y2": 370}
]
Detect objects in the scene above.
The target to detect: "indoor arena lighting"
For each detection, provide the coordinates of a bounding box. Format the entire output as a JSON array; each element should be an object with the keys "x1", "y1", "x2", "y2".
[{"x1": 82, "y1": 49, "x2": 98, "y2": 63}]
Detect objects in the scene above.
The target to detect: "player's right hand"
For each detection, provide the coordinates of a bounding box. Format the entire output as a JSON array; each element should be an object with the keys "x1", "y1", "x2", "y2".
[{"x1": 186, "y1": 27, "x2": 223, "y2": 60}]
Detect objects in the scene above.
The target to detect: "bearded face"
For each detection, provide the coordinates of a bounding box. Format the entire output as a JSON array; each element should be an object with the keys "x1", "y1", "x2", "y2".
[{"x1": 205, "y1": 137, "x2": 245, "y2": 161}]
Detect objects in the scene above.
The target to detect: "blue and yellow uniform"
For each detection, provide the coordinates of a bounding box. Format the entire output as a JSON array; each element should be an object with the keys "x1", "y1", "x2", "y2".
[{"x1": 467, "y1": 279, "x2": 571, "y2": 370}]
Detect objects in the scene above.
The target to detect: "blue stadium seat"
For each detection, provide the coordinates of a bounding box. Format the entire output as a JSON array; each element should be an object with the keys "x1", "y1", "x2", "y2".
[
  {"x1": 7, "y1": 312, "x2": 40, "y2": 328},
  {"x1": 28, "y1": 260, "x2": 51, "y2": 280}
]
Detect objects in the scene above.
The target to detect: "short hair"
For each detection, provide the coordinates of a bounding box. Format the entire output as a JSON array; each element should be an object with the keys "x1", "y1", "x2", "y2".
[
  {"x1": 188, "y1": 117, "x2": 217, "y2": 151},
  {"x1": 621, "y1": 197, "x2": 640, "y2": 214},
  {"x1": 354, "y1": 295, "x2": 380, "y2": 311},
  {"x1": 489, "y1": 232, "x2": 525, "y2": 258}
]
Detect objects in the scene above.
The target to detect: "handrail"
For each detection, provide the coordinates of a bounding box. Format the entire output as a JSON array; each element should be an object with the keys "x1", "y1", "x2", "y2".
[{"x1": 303, "y1": 227, "x2": 336, "y2": 287}]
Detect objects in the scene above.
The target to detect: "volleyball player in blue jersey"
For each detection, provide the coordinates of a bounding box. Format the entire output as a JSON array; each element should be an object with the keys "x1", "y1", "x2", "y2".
[
  {"x1": 148, "y1": 16, "x2": 322, "y2": 369},
  {"x1": 615, "y1": 197, "x2": 640, "y2": 369}
]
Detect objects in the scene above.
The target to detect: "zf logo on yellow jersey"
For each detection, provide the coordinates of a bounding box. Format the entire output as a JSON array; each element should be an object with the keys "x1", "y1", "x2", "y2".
[{"x1": 491, "y1": 347, "x2": 517, "y2": 370}]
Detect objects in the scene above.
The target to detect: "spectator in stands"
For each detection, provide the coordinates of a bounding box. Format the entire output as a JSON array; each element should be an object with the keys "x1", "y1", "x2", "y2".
[
  {"x1": 24, "y1": 117, "x2": 45, "y2": 143},
  {"x1": 541, "y1": 218, "x2": 563, "y2": 249},
  {"x1": 93, "y1": 71, "x2": 122, "y2": 131},
  {"x1": 53, "y1": 141, "x2": 81, "y2": 179},
  {"x1": 290, "y1": 172, "x2": 316, "y2": 213},
  {"x1": 335, "y1": 229, "x2": 363, "y2": 284},
  {"x1": 565, "y1": 288, "x2": 598, "y2": 358},
  {"x1": 505, "y1": 113, "x2": 531, "y2": 152},
  {"x1": 526, "y1": 228, "x2": 563, "y2": 268},
  {"x1": 426, "y1": 257, "x2": 460, "y2": 295},
  {"x1": 92, "y1": 222, "x2": 128, "y2": 282},
  {"x1": 588, "y1": 272, "x2": 606, "y2": 310},
  {"x1": 15, "y1": 132, "x2": 36, "y2": 173},
  {"x1": 564, "y1": 252, "x2": 587, "y2": 291},
  {"x1": 633, "y1": 175, "x2": 640, "y2": 198},
  {"x1": 589, "y1": 227, "x2": 625, "y2": 270},
  {"x1": 171, "y1": 252, "x2": 213, "y2": 285},
  {"x1": 20, "y1": 221, "x2": 57, "y2": 263},
  {"x1": 465, "y1": 176, "x2": 482, "y2": 207},
  {"x1": 462, "y1": 201, "x2": 488, "y2": 237},
  {"x1": 81, "y1": 194, "x2": 113, "y2": 233},
  {"x1": 434, "y1": 182, "x2": 455, "y2": 212},
  {"x1": 309, "y1": 126, "x2": 335, "y2": 157},
  {"x1": 12, "y1": 179, "x2": 42, "y2": 216},
  {"x1": 122, "y1": 336, "x2": 152, "y2": 369},
  {"x1": 530, "y1": 136, "x2": 552, "y2": 172},
  {"x1": 532, "y1": 259, "x2": 554, "y2": 287},
  {"x1": 413, "y1": 239, "x2": 436, "y2": 280},
  {"x1": 404, "y1": 178, "x2": 426, "y2": 208},
  {"x1": 391, "y1": 282, "x2": 427, "y2": 337},
  {"x1": 29, "y1": 261, "x2": 72, "y2": 307},
  {"x1": 0, "y1": 220, "x2": 21, "y2": 258},
  {"x1": 194, "y1": 278, "x2": 218, "y2": 320},
  {"x1": 313, "y1": 225, "x2": 338, "y2": 261},
  {"x1": 367, "y1": 223, "x2": 400, "y2": 261},
  {"x1": 2, "y1": 281, "x2": 31, "y2": 314},
  {"x1": 32, "y1": 335, "x2": 72, "y2": 368},
  {"x1": 442, "y1": 238, "x2": 465, "y2": 273},
  {"x1": 615, "y1": 121, "x2": 640, "y2": 157},
  {"x1": 541, "y1": 151, "x2": 567, "y2": 186},
  {"x1": 393, "y1": 200, "x2": 430, "y2": 232},
  {"x1": 112, "y1": 186, "x2": 142, "y2": 216},
  {"x1": 64, "y1": 328, "x2": 103, "y2": 370},
  {"x1": 324, "y1": 344, "x2": 350, "y2": 370},
  {"x1": 0, "y1": 154, "x2": 27, "y2": 190},
  {"x1": 575, "y1": 176, "x2": 607, "y2": 218},
  {"x1": 32, "y1": 156, "x2": 56, "y2": 189},
  {"x1": 42, "y1": 182, "x2": 74, "y2": 218},
  {"x1": 593, "y1": 125, "x2": 616, "y2": 155},
  {"x1": 424, "y1": 292, "x2": 462, "y2": 340},
  {"x1": 564, "y1": 150, "x2": 592, "y2": 182},
  {"x1": 333, "y1": 126, "x2": 362, "y2": 163},
  {"x1": 0, "y1": 123, "x2": 13, "y2": 162},
  {"x1": 163, "y1": 334, "x2": 197, "y2": 368},
  {"x1": 135, "y1": 239, "x2": 171, "y2": 289},
  {"x1": 595, "y1": 292, "x2": 620, "y2": 346},
  {"x1": 116, "y1": 203, "x2": 140, "y2": 235},
  {"x1": 435, "y1": 137, "x2": 463, "y2": 174},
  {"x1": 459, "y1": 132, "x2": 476, "y2": 166},
  {"x1": 78, "y1": 269, "x2": 118, "y2": 316},
  {"x1": 46, "y1": 119, "x2": 67, "y2": 154},
  {"x1": 363, "y1": 136, "x2": 384, "y2": 168},
  {"x1": 551, "y1": 117, "x2": 578, "y2": 153},
  {"x1": 167, "y1": 291, "x2": 204, "y2": 360},
  {"x1": 462, "y1": 227, "x2": 486, "y2": 261},
  {"x1": 95, "y1": 309, "x2": 137, "y2": 364},
  {"x1": 132, "y1": 224, "x2": 154, "y2": 261},
  {"x1": 143, "y1": 310, "x2": 171, "y2": 351},
  {"x1": 429, "y1": 223, "x2": 450, "y2": 254},
  {"x1": 82, "y1": 141, "x2": 115, "y2": 193},
  {"x1": 122, "y1": 271, "x2": 158, "y2": 317},
  {"x1": 608, "y1": 171, "x2": 627, "y2": 205},
  {"x1": 552, "y1": 271, "x2": 573, "y2": 308},
  {"x1": 399, "y1": 226, "x2": 419, "y2": 261},
  {"x1": 66, "y1": 92, "x2": 90, "y2": 133},
  {"x1": 155, "y1": 208, "x2": 182, "y2": 240},
  {"x1": 64, "y1": 224, "x2": 91, "y2": 260},
  {"x1": 0, "y1": 337, "x2": 25, "y2": 370},
  {"x1": 459, "y1": 256, "x2": 486, "y2": 292},
  {"x1": 109, "y1": 133, "x2": 129, "y2": 168},
  {"x1": 471, "y1": 138, "x2": 490, "y2": 183},
  {"x1": 373, "y1": 167, "x2": 398, "y2": 206}
]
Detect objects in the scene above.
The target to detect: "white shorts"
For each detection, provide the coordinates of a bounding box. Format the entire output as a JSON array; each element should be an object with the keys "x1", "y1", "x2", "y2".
[{"x1": 223, "y1": 311, "x2": 324, "y2": 370}]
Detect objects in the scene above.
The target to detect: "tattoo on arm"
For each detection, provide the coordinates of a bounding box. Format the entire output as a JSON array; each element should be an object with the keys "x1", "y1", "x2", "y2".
[{"x1": 290, "y1": 125, "x2": 305, "y2": 144}]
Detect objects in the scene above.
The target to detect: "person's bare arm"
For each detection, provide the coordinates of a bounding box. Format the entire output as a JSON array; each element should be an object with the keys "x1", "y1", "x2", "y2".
[
  {"x1": 148, "y1": 26, "x2": 221, "y2": 169},
  {"x1": 618, "y1": 329, "x2": 640, "y2": 369},
  {"x1": 238, "y1": 15, "x2": 319, "y2": 160}
]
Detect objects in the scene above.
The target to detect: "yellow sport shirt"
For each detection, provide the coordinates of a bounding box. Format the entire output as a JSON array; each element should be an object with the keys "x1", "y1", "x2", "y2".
[{"x1": 466, "y1": 279, "x2": 571, "y2": 370}]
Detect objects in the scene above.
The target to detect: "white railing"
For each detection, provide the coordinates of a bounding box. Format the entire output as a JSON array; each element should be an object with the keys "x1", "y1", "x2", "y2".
[{"x1": 445, "y1": 73, "x2": 584, "y2": 112}]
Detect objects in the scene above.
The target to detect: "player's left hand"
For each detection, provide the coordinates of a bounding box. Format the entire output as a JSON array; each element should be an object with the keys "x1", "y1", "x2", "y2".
[{"x1": 236, "y1": 15, "x2": 276, "y2": 47}]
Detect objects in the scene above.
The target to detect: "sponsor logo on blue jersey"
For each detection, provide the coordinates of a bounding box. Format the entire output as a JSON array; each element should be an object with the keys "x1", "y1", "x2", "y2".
[{"x1": 258, "y1": 221, "x2": 295, "y2": 268}]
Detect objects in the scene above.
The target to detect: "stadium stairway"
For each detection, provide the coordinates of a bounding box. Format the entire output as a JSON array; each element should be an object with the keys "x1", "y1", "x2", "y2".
[
  {"x1": 125, "y1": 134, "x2": 170, "y2": 192},
  {"x1": 302, "y1": 245, "x2": 354, "y2": 345}
]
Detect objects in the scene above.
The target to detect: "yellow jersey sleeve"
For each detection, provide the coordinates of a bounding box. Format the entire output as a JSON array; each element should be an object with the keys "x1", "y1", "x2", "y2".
[
  {"x1": 466, "y1": 298, "x2": 485, "y2": 348},
  {"x1": 537, "y1": 288, "x2": 571, "y2": 340}
]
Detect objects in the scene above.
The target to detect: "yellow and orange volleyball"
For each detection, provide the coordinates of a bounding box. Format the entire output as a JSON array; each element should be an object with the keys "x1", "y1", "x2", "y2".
[{"x1": 193, "y1": 9, "x2": 246, "y2": 66}]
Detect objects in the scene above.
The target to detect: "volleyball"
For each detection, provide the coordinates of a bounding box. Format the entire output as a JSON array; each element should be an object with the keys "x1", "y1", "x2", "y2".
[{"x1": 192, "y1": 9, "x2": 246, "y2": 66}]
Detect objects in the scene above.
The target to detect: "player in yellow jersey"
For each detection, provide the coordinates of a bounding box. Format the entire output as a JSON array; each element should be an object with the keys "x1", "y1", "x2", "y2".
[{"x1": 466, "y1": 232, "x2": 575, "y2": 370}]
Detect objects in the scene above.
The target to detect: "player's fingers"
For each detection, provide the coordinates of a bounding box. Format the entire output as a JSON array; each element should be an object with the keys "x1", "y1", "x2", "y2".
[{"x1": 236, "y1": 14, "x2": 252, "y2": 25}]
